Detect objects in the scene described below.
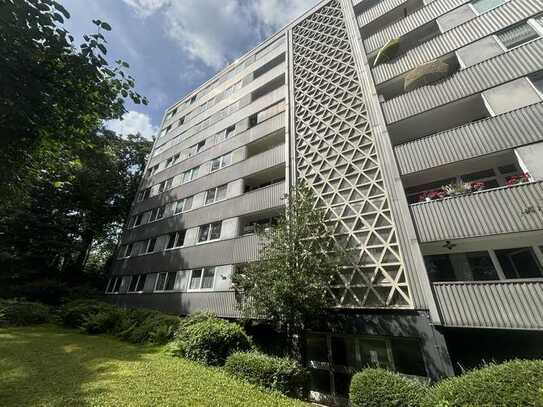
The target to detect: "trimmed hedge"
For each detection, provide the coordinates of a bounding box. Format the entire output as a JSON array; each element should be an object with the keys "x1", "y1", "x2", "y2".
[
  {"x1": 174, "y1": 315, "x2": 253, "y2": 365},
  {"x1": 225, "y1": 351, "x2": 307, "y2": 397},
  {"x1": 423, "y1": 359, "x2": 543, "y2": 407},
  {"x1": 350, "y1": 368, "x2": 429, "y2": 407},
  {"x1": 0, "y1": 299, "x2": 51, "y2": 326},
  {"x1": 61, "y1": 300, "x2": 181, "y2": 344}
]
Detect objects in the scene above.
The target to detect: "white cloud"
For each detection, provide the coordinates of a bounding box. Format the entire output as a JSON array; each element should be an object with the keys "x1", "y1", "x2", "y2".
[
  {"x1": 107, "y1": 111, "x2": 158, "y2": 140},
  {"x1": 121, "y1": 0, "x2": 320, "y2": 69}
]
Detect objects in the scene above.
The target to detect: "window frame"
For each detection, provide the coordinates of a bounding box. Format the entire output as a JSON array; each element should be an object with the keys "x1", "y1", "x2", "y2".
[
  {"x1": 210, "y1": 152, "x2": 232, "y2": 172},
  {"x1": 205, "y1": 184, "x2": 228, "y2": 205},
  {"x1": 494, "y1": 18, "x2": 542, "y2": 52},
  {"x1": 146, "y1": 238, "x2": 157, "y2": 253},
  {"x1": 469, "y1": 0, "x2": 508, "y2": 16},
  {"x1": 154, "y1": 271, "x2": 178, "y2": 292},
  {"x1": 197, "y1": 221, "x2": 222, "y2": 243}
]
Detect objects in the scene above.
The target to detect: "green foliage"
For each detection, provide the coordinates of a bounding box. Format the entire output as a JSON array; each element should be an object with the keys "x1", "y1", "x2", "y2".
[
  {"x1": 373, "y1": 37, "x2": 400, "y2": 67},
  {"x1": 0, "y1": 299, "x2": 51, "y2": 326},
  {"x1": 61, "y1": 300, "x2": 181, "y2": 344},
  {"x1": 0, "y1": 325, "x2": 307, "y2": 406},
  {"x1": 232, "y1": 184, "x2": 342, "y2": 347},
  {"x1": 225, "y1": 351, "x2": 307, "y2": 397},
  {"x1": 0, "y1": 0, "x2": 152, "y2": 293},
  {"x1": 350, "y1": 368, "x2": 429, "y2": 407},
  {"x1": 423, "y1": 359, "x2": 543, "y2": 407},
  {"x1": 174, "y1": 316, "x2": 253, "y2": 366}
]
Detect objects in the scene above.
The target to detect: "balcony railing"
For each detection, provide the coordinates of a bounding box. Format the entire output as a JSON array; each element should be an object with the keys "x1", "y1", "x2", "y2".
[
  {"x1": 433, "y1": 279, "x2": 543, "y2": 329},
  {"x1": 410, "y1": 181, "x2": 543, "y2": 242}
]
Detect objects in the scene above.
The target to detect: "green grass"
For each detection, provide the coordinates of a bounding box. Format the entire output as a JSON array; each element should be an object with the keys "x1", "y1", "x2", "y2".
[{"x1": 0, "y1": 325, "x2": 308, "y2": 407}]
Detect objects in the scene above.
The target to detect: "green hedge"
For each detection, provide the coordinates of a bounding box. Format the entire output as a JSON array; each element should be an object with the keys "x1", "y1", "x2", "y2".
[
  {"x1": 174, "y1": 315, "x2": 253, "y2": 365},
  {"x1": 0, "y1": 299, "x2": 51, "y2": 326},
  {"x1": 224, "y1": 351, "x2": 307, "y2": 397},
  {"x1": 350, "y1": 368, "x2": 429, "y2": 407},
  {"x1": 61, "y1": 300, "x2": 181, "y2": 344},
  {"x1": 423, "y1": 359, "x2": 543, "y2": 407}
]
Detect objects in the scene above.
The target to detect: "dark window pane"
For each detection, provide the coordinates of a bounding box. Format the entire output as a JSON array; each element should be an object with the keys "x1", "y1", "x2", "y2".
[
  {"x1": 391, "y1": 338, "x2": 427, "y2": 376},
  {"x1": 189, "y1": 269, "x2": 202, "y2": 289},
  {"x1": 309, "y1": 369, "x2": 331, "y2": 394},
  {"x1": 113, "y1": 278, "x2": 122, "y2": 292},
  {"x1": 136, "y1": 274, "x2": 146, "y2": 291},
  {"x1": 198, "y1": 225, "x2": 210, "y2": 242},
  {"x1": 461, "y1": 169, "x2": 495, "y2": 182},
  {"x1": 466, "y1": 251, "x2": 498, "y2": 280},
  {"x1": 424, "y1": 255, "x2": 456, "y2": 282},
  {"x1": 129, "y1": 276, "x2": 139, "y2": 292},
  {"x1": 201, "y1": 268, "x2": 215, "y2": 289},
  {"x1": 306, "y1": 335, "x2": 328, "y2": 363},
  {"x1": 359, "y1": 338, "x2": 391, "y2": 369},
  {"x1": 496, "y1": 247, "x2": 543, "y2": 279},
  {"x1": 147, "y1": 238, "x2": 156, "y2": 253},
  {"x1": 210, "y1": 222, "x2": 222, "y2": 240},
  {"x1": 175, "y1": 230, "x2": 186, "y2": 247},
  {"x1": 331, "y1": 336, "x2": 357, "y2": 367},
  {"x1": 166, "y1": 233, "x2": 176, "y2": 249},
  {"x1": 155, "y1": 272, "x2": 167, "y2": 291},
  {"x1": 165, "y1": 272, "x2": 177, "y2": 291},
  {"x1": 333, "y1": 371, "x2": 352, "y2": 397}
]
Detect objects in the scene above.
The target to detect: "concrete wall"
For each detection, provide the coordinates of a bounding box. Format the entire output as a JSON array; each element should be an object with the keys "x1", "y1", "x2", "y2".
[{"x1": 516, "y1": 141, "x2": 543, "y2": 180}]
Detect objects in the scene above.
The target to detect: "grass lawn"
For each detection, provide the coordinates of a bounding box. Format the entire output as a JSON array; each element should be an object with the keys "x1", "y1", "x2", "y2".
[{"x1": 0, "y1": 325, "x2": 308, "y2": 407}]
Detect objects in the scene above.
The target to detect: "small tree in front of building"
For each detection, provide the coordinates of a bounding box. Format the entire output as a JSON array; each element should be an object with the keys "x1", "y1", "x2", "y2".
[{"x1": 232, "y1": 183, "x2": 343, "y2": 354}]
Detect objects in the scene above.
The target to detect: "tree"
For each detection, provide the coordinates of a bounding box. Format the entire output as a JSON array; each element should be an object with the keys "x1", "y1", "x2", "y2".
[
  {"x1": 0, "y1": 0, "x2": 147, "y2": 208},
  {"x1": 0, "y1": 131, "x2": 152, "y2": 295},
  {"x1": 232, "y1": 184, "x2": 343, "y2": 354}
]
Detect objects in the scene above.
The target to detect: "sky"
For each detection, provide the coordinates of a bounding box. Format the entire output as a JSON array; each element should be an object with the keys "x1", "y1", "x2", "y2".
[{"x1": 61, "y1": 0, "x2": 320, "y2": 139}]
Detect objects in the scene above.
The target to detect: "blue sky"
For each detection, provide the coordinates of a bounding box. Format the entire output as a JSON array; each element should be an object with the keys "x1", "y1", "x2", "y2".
[{"x1": 61, "y1": 0, "x2": 319, "y2": 139}]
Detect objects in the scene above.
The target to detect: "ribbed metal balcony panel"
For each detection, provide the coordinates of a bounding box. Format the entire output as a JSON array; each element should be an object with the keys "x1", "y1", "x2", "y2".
[
  {"x1": 395, "y1": 103, "x2": 543, "y2": 175},
  {"x1": 124, "y1": 182, "x2": 285, "y2": 243},
  {"x1": 373, "y1": 0, "x2": 543, "y2": 84},
  {"x1": 356, "y1": 0, "x2": 406, "y2": 28},
  {"x1": 112, "y1": 234, "x2": 262, "y2": 275},
  {"x1": 365, "y1": 0, "x2": 469, "y2": 53},
  {"x1": 383, "y1": 38, "x2": 543, "y2": 123},
  {"x1": 108, "y1": 291, "x2": 240, "y2": 318},
  {"x1": 433, "y1": 280, "x2": 543, "y2": 329},
  {"x1": 133, "y1": 143, "x2": 285, "y2": 214},
  {"x1": 145, "y1": 112, "x2": 285, "y2": 187},
  {"x1": 411, "y1": 181, "x2": 543, "y2": 242}
]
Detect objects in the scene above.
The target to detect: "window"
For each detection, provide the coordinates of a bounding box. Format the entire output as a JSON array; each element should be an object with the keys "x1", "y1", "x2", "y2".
[
  {"x1": 497, "y1": 22, "x2": 540, "y2": 50},
  {"x1": 138, "y1": 188, "x2": 151, "y2": 201},
  {"x1": 146, "y1": 238, "x2": 157, "y2": 253},
  {"x1": 155, "y1": 271, "x2": 178, "y2": 291},
  {"x1": 190, "y1": 94, "x2": 197, "y2": 104},
  {"x1": 425, "y1": 252, "x2": 498, "y2": 282},
  {"x1": 242, "y1": 217, "x2": 279, "y2": 235},
  {"x1": 530, "y1": 71, "x2": 543, "y2": 94},
  {"x1": 205, "y1": 184, "x2": 228, "y2": 205},
  {"x1": 113, "y1": 277, "x2": 122, "y2": 293},
  {"x1": 134, "y1": 213, "x2": 144, "y2": 227},
  {"x1": 128, "y1": 274, "x2": 146, "y2": 292},
  {"x1": 124, "y1": 243, "x2": 134, "y2": 257},
  {"x1": 188, "y1": 267, "x2": 216, "y2": 291},
  {"x1": 496, "y1": 247, "x2": 543, "y2": 279},
  {"x1": 147, "y1": 164, "x2": 159, "y2": 176},
  {"x1": 178, "y1": 116, "x2": 185, "y2": 126},
  {"x1": 248, "y1": 113, "x2": 258, "y2": 128},
  {"x1": 471, "y1": 0, "x2": 506, "y2": 14},
  {"x1": 198, "y1": 222, "x2": 222, "y2": 242},
  {"x1": 158, "y1": 180, "x2": 167, "y2": 193},
  {"x1": 183, "y1": 166, "x2": 199, "y2": 183},
  {"x1": 210, "y1": 153, "x2": 232, "y2": 172},
  {"x1": 174, "y1": 196, "x2": 193, "y2": 214},
  {"x1": 149, "y1": 206, "x2": 165, "y2": 222},
  {"x1": 166, "y1": 230, "x2": 186, "y2": 249},
  {"x1": 196, "y1": 140, "x2": 206, "y2": 152},
  {"x1": 225, "y1": 125, "x2": 236, "y2": 139}
]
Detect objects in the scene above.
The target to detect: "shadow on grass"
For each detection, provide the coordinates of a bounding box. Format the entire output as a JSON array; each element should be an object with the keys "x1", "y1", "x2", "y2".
[{"x1": 0, "y1": 325, "x2": 155, "y2": 406}]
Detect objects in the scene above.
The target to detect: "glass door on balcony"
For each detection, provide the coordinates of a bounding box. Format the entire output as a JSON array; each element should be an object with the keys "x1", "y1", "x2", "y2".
[{"x1": 495, "y1": 248, "x2": 543, "y2": 279}]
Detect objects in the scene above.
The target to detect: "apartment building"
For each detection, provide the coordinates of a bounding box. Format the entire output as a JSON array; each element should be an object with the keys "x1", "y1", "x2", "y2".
[{"x1": 108, "y1": 0, "x2": 543, "y2": 403}]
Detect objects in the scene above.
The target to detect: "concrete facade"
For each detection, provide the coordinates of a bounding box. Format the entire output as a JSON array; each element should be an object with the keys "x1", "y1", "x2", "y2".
[{"x1": 108, "y1": 0, "x2": 543, "y2": 403}]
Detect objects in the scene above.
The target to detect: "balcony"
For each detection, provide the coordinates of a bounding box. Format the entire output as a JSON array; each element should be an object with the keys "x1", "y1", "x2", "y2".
[
  {"x1": 109, "y1": 291, "x2": 240, "y2": 318},
  {"x1": 433, "y1": 279, "x2": 543, "y2": 329},
  {"x1": 411, "y1": 181, "x2": 543, "y2": 242}
]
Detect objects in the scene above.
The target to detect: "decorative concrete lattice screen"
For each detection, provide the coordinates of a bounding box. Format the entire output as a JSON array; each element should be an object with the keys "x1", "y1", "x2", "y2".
[{"x1": 291, "y1": 0, "x2": 412, "y2": 308}]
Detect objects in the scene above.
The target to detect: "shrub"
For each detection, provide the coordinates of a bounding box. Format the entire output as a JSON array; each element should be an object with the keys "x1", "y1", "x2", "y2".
[
  {"x1": 350, "y1": 368, "x2": 429, "y2": 407},
  {"x1": 122, "y1": 310, "x2": 181, "y2": 344},
  {"x1": 0, "y1": 300, "x2": 51, "y2": 326},
  {"x1": 225, "y1": 351, "x2": 307, "y2": 397},
  {"x1": 423, "y1": 359, "x2": 543, "y2": 407},
  {"x1": 81, "y1": 308, "x2": 125, "y2": 335},
  {"x1": 60, "y1": 300, "x2": 114, "y2": 328},
  {"x1": 175, "y1": 316, "x2": 253, "y2": 365}
]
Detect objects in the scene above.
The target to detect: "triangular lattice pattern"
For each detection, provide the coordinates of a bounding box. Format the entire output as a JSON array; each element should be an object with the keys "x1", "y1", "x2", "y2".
[{"x1": 291, "y1": 0, "x2": 412, "y2": 308}]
